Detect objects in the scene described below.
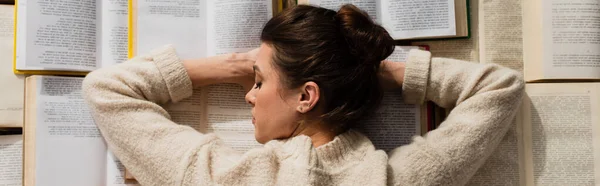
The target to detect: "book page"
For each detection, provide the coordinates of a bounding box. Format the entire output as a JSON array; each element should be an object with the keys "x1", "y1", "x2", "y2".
[
  {"x1": 0, "y1": 135, "x2": 22, "y2": 186},
  {"x1": 355, "y1": 46, "x2": 420, "y2": 151},
  {"x1": 356, "y1": 92, "x2": 420, "y2": 151},
  {"x1": 14, "y1": 0, "x2": 27, "y2": 70},
  {"x1": 165, "y1": 87, "x2": 261, "y2": 153},
  {"x1": 467, "y1": 2, "x2": 526, "y2": 183},
  {"x1": 164, "y1": 88, "x2": 204, "y2": 131},
  {"x1": 22, "y1": 0, "x2": 98, "y2": 71},
  {"x1": 135, "y1": 0, "x2": 207, "y2": 58},
  {"x1": 413, "y1": 0, "x2": 478, "y2": 61},
  {"x1": 478, "y1": 0, "x2": 523, "y2": 71},
  {"x1": 306, "y1": 0, "x2": 379, "y2": 22},
  {"x1": 380, "y1": 0, "x2": 456, "y2": 39},
  {"x1": 385, "y1": 46, "x2": 419, "y2": 62},
  {"x1": 0, "y1": 5, "x2": 24, "y2": 127},
  {"x1": 522, "y1": 83, "x2": 600, "y2": 185},
  {"x1": 106, "y1": 151, "x2": 140, "y2": 186},
  {"x1": 541, "y1": 0, "x2": 600, "y2": 79},
  {"x1": 33, "y1": 76, "x2": 106, "y2": 186},
  {"x1": 100, "y1": 0, "x2": 128, "y2": 67},
  {"x1": 206, "y1": 0, "x2": 272, "y2": 55},
  {"x1": 204, "y1": 84, "x2": 262, "y2": 153}
]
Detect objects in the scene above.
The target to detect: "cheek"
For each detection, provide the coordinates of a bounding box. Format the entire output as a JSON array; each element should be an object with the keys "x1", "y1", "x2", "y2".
[{"x1": 253, "y1": 87, "x2": 298, "y2": 142}]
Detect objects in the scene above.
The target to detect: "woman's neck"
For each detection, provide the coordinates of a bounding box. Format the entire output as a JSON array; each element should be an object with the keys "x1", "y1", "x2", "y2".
[
  {"x1": 307, "y1": 131, "x2": 336, "y2": 147},
  {"x1": 297, "y1": 121, "x2": 341, "y2": 147}
]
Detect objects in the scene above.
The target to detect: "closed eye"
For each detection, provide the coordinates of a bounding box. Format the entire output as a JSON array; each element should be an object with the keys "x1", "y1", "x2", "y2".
[{"x1": 254, "y1": 82, "x2": 262, "y2": 89}]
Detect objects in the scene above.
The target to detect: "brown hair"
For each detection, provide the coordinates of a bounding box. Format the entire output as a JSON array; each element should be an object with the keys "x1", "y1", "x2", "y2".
[{"x1": 260, "y1": 4, "x2": 394, "y2": 128}]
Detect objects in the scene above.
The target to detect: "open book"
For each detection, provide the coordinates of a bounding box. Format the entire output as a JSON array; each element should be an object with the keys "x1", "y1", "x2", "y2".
[
  {"x1": 0, "y1": 4, "x2": 24, "y2": 127},
  {"x1": 467, "y1": 83, "x2": 600, "y2": 186},
  {"x1": 523, "y1": 0, "x2": 600, "y2": 82},
  {"x1": 23, "y1": 76, "x2": 139, "y2": 186},
  {"x1": 298, "y1": 0, "x2": 469, "y2": 40},
  {"x1": 521, "y1": 83, "x2": 600, "y2": 185},
  {"x1": 519, "y1": 83, "x2": 600, "y2": 185},
  {"x1": 13, "y1": 0, "x2": 129, "y2": 75}
]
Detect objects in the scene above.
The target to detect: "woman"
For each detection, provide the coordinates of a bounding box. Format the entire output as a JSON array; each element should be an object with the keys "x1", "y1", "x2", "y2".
[{"x1": 83, "y1": 4, "x2": 524, "y2": 186}]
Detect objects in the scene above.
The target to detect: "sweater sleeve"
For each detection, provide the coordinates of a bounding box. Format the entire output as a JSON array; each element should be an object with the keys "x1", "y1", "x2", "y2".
[
  {"x1": 82, "y1": 45, "x2": 237, "y2": 186},
  {"x1": 387, "y1": 50, "x2": 525, "y2": 186}
]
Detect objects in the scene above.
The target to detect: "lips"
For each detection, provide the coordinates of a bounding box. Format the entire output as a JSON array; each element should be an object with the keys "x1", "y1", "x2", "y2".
[{"x1": 251, "y1": 110, "x2": 255, "y2": 125}]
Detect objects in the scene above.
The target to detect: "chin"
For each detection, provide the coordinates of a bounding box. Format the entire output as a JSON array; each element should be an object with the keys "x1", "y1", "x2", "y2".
[
  {"x1": 254, "y1": 132, "x2": 268, "y2": 144},
  {"x1": 255, "y1": 137, "x2": 268, "y2": 144}
]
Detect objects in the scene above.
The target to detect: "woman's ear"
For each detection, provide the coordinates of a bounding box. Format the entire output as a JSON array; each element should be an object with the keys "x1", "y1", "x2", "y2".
[{"x1": 296, "y1": 81, "x2": 320, "y2": 113}]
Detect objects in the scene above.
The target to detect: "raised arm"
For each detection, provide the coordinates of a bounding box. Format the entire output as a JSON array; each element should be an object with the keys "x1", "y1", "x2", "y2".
[
  {"x1": 384, "y1": 50, "x2": 525, "y2": 186},
  {"x1": 82, "y1": 45, "x2": 255, "y2": 185}
]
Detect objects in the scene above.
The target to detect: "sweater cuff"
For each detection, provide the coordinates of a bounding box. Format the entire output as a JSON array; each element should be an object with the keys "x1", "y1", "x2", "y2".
[
  {"x1": 402, "y1": 49, "x2": 431, "y2": 104},
  {"x1": 149, "y1": 45, "x2": 193, "y2": 102}
]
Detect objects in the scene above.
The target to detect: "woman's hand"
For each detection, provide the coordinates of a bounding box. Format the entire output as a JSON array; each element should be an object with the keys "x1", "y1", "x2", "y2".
[
  {"x1": 224, "y1": 48, "x2": 259, "y2": 91},
  {"x1": 183, "y1": 48, "x2": 259, "y2": 90},
  {"x1": 378, "y1": 60, "x2": 405, "y2": 91}
]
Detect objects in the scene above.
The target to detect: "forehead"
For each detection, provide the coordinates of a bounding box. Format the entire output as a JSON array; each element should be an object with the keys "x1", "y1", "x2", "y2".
[{"x1": 256, "y1": 43, "x2": 274, "y2": 73}]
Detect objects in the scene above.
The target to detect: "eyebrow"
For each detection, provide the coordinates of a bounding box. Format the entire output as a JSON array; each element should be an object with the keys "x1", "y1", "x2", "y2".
[{"x1": 253, "y1": 65, "x2": 260, "y2": 73}]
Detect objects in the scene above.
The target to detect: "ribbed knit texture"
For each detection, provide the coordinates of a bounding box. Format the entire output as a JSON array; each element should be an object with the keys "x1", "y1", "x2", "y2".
[
  {"x1": 151, "y1": 46, "x2": 193, "y2": 102},
  {"x1": 402, "y1": 49, "x2": 431, "y2": 104},
  {"x1": 83, "y1": 45, "x2": 524, "y2": 186}
]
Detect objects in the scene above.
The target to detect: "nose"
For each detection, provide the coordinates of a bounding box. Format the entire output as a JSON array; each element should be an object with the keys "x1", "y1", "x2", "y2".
[{"x1": 245, "y1": 89, "x2": 256, "y2": 106}]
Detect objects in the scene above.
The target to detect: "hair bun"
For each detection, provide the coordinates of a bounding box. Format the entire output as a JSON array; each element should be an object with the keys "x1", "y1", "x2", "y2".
[{"x1": 336, "y1": 4, "x2": 395, "y2": 67}]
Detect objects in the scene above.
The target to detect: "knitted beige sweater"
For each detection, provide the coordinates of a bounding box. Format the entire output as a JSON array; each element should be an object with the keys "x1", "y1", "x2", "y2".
[{"x1": 82, "y1": 46, "x2": 524, "y2": 186}]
